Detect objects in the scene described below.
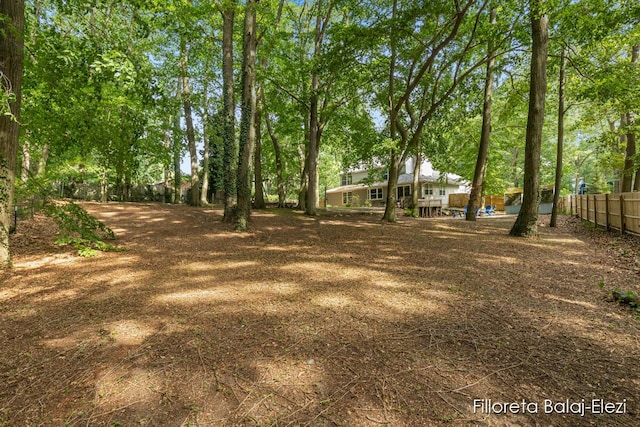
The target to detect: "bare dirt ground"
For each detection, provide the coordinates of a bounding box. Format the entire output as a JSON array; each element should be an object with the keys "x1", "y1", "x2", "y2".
[{"x1": 1, "y1": 202, "x2": 639, "y2": 427}]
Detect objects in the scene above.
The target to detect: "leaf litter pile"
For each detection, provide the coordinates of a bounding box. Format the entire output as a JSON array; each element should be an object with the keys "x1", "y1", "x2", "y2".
[{"x1": 1, "y1": 202, "x2": 639, "y2": 426}]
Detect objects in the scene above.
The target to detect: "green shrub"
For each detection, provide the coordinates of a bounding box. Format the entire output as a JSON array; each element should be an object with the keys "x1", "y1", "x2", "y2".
[{"x1": 44, "y1": 202, "x2": 123, "y2": 257}]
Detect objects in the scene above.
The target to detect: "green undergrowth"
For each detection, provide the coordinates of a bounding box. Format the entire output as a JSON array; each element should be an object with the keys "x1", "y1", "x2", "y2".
[
  {"x1": 44, "y1": 202, "x2": 124, "y2": 257},
  {"x1": 598, "y1": 281, "x2": 640, "y2": 316}
]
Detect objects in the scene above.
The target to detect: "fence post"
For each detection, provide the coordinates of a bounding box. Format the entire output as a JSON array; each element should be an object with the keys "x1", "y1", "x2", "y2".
[
  {"x1": 605, "y1": 193, "x2": 610, "y2": 231},
  {"x1": 570, "y1": 195, "x2": 573, "y2": 215},
  {"x1": 586, "y1": 195, "x2": 590, "y2": 223},
  {"x1": 620, "y1": 194, "x2": 625, "y2": 235},
  {"x1": 593, "y1": 195, "x2": 598, "y2": 227}
]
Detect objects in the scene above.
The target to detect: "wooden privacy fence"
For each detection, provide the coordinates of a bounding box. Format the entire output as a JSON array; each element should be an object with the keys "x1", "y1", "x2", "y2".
[{"x1": 560, "y1": 193, "x2": 640, "y2": 236}]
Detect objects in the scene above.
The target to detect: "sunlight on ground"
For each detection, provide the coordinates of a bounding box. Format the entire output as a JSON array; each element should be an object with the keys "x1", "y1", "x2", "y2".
[
  {"x1": 13, "y1": 254, "x2": 77, "y2": 269},
  {"x1": 94, "y1": 367, "x2": 159, "y2": 414},
  {"x1": 171, "y1": 261, "x2": 259, "y2": 273},
  {"x1": 544, "y1": 294, "x2": 597, "y2": 309},
  {"x1": 155, "y1": 288, "x2": 241, "y2": 304},
  {"x1": 312, "y1": 294, "x2": 358, "y2": 309},
  {"x1": 104, "y1": 319, "x2": 157, "y2": 346},
  {"x1": 244, "y1": 281, "x2": 301, "y2": 295},
  {"x1": 0, "y1": 284, "x2": 55, "y2": 302}
]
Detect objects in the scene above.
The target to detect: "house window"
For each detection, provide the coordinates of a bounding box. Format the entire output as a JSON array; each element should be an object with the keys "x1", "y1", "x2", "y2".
[
  {"x1": 396, "y1": 185, "x2": 411, "y2": 199},
  {"x1": 342, "y1": 192, "x2": 353, "y2": 204},
  {"x1": 369, "y1": 188, "x2": 383, "y2": 200},
  {"x1": 439, "y1": 186, "x2": 446, "y2": 196},
  {"x1": 424, "y1": 184, "x2": 434, "y2": 196},
  {"x1": 341, "y1": 173, "x2": 352, "y2": 186}
]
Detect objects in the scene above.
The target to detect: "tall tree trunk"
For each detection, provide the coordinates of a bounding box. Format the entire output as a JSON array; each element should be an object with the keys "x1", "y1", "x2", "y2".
[
  {"x1": 265, "y1": 108, "x2": 286, "y2": 207},
  {"x1": 235, "y1": 0, "x2": 258, "y2": 231},
  {"x1": 173, "y1": 90, "x2": 182, "y2": 204},
  {"x1": 180, "y1": 37, "x2": 200, "y2": 206},
  {"x1": 254, "y1": 85, "x2": 266, "y2": 209},
  {"x1": 621, "y1": 45, "x2": 638, "y2": 192},
  {"x1": 0, "y1": 0, "x2": 25, "y2": 266},
  {"x1": 306, "y1": 86, "x2": 320, "y2": 215},
  {"x1": 621, "y1": 113, "x2": 635, "y2": 193},
  {"x1": 200, "y1": 79, "x2": 210, "y2": 205},
  {"x1": 37, "y1": 142, "x2": 49, "y2": 176},
  {"x1": 382, "y1": 0, "x2": 398, "y2": 222},
  {"x1": 163, "y1": 126, "x2": 171, "y2": 203},
  {"x1": 631, "y1": 114, "x2": 639, "y2": 191},
  {"x1": 510, "y1": 1, "x2": 548, "y2": 237},
  {"x1": 383, "y1": 153, "x2": 400, "y2": 221},
  {"x1": 222, "y1": 4, "x2": 237, "y2": 221},
  {"x1": 411, "y1": 152, "x2": 421, "y2": 213},
  {"x1": 21, "y1": 140, "x2": 30, "y2": 182},
  {"x1": 630, "y1": 45, "x2": 639, "y2": 191},
  {"x1": 298, "y1": 115, "x2": 310, "y2": 211},
  {"x1": 298, "y1": 146, "x2": 308, "y2": 211},
  {"x1": 467, "y1": 7, "x2": 497, "y2": 221},
  {"x1": 550, "y1": 48, "x2": 566, "y2": 227}
]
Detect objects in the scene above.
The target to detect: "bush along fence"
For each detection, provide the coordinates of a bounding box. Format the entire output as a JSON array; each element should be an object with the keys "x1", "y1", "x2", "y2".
[{"x1": 560, "y1": 193, "x2": 640, "y2": 236}]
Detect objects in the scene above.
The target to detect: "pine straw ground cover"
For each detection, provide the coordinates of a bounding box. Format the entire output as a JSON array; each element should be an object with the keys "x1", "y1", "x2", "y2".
[{"x1": 1, "y1": 202, "x2": 639, "y2": 427}]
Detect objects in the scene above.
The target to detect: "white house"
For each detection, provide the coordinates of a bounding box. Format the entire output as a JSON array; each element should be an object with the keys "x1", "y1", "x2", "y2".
[{"x1": 326, "y1": 157, "x2": 468, "y2": 208}]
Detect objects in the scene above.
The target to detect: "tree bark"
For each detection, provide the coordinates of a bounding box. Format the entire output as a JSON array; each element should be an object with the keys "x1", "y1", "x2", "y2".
[
  {"x1": 410, "y1": 152, "x2": 421, "y2": 213},
  {"x1": 173, "y1": 100, "x2": 182, "y2": 204},
  {"x1": 382, "y1": 0, "x2": 399, "y2": 223},
  {"x1": 630, "y1": 45, "x2": 639, "y2": 192},
  {"x1": 0, "y1": 0, "x2": 25, "y2": 266},
  {"x1": 180, "y1": 37, "x2": 200, "y2": 206},
  {"x1": 36, "y1": 142, "x2": 49, "y2": 176},
  {"x1": 265, "y1": 108, "x2": 286, "y2": 207},
  {"x1": 550, "y1": 48, "x2": 566, "y2": 227},
  {"x1": 21, "y1": 140, "x2": 30, "y2": 182},
  {"x1": 235, "y1": 0, "x2": 258, "y2": 230},
  {"x1": 253, "y1": 85, "x2": 266, "y2": 209},
  {"x1": 467, "y1": 8, "x2": 497, "y2": 222},
  {"x1": 510, "y1": 1, "x2": 548, "y2": 237},
  {"x1": 200, "y1": 78, "x2": 210, "y2": 205},
  {"x1": 222, "y1": 4, "x2": 237, "y2": 221}
]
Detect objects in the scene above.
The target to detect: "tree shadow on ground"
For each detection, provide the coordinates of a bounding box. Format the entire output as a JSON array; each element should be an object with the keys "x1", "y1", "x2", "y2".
[{"x1": 1, "y1": 203, "x2": 639, "y2": 426}]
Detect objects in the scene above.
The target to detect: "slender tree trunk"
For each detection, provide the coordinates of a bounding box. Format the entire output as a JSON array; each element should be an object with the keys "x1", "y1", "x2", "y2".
[
  {"x1": 37, "y1": 143, "x2": 49, "y2": 176},
  {"x1": 622, "y1": 114, "x2": 635, "y2": 193},
  {"x1": 254, "y1": 86, "x2": 266, "y2": 209},
  {"x1": 411, "y1": 152, "x2": 421, "y2": 213},
  {"x1": 298, "y1": 115, "x2": 310, "y2": 211},
  {"x1": 630, "y1": 45, "x2": 639, "y2": 191},
  {"x1": 551, "y1": 48, "x2": 566, "y2": 227},
  {"x1": 467, "y1": 7, "x2": 497, "y2": 221},
  {"x1": 0, "y1": 0, "x2": 25, "y2": 266},
  {"x1": 222, "y1": 4, "x2": 237, "y2": 221},
  {"x1": 173, "y1": 91, "x2": 182, "y2": 204},
  {"x1": 200, "y1": 79, "x2": 210, "y2": 205},
  {"x1": 298, "y1": 146, "x2": 309, "y2": 211},
  {"x1": 382, "y1": 0, "x2": 398, "y2": 222},
  {"x1": 631, "y1": 114, "x2": 639, "y2": 191},
  {"x1": 265, "y1": 108, "x2": 286, "y2": 207},
  {"x1": 180, "y1": 38, "x2": 200, "y2": 206},
  {"x1": 306, "y1": 87, "x2": 320, "y2": 215},
  {"x1": 305, "y1": 10, "x2": 323, "y2": 216},
  {"x1": 510, "y1": 1, "x2": 548, "y2": 237},
  {"x1": 383, "y1": 153, "x2": 400, "y2": 221},
  {"x1": 21, "y1": 140, "x2": 30, "y2": 182},
  {"x1": 621, "y1": 46, "x2": 638, "y2": 192},
  {"x1": 163, "y1": 126, "x2": 171, "y2": 203},
  {"x1": 235, "y1": 0, "x2": 258, "y2": 230}
]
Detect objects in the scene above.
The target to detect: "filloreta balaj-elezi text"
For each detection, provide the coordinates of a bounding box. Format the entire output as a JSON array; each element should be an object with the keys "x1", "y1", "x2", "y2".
[{"x1": 473, "y1": 399, "x2": 628, "y2": 416}]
